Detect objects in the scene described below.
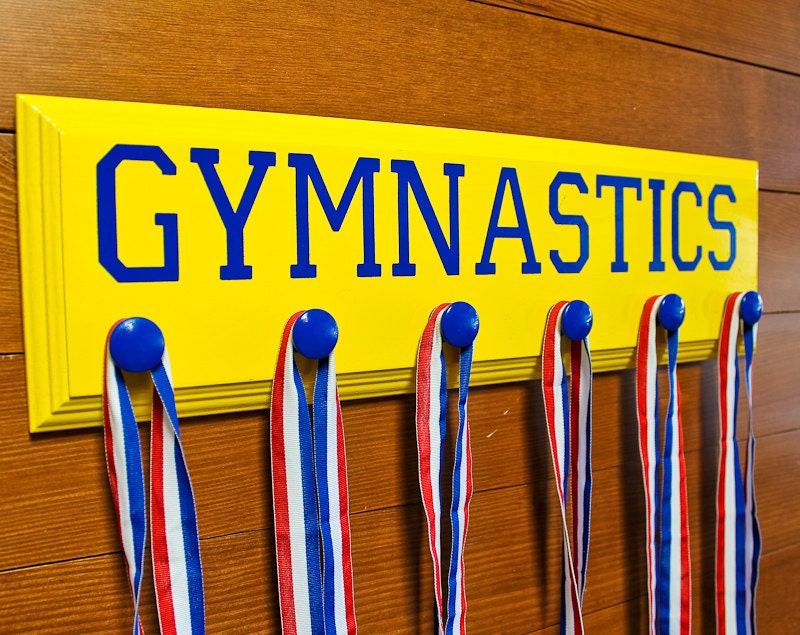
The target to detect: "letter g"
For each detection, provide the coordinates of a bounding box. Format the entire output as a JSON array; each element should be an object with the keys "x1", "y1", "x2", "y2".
[{"x1": 97, "y1": 144, "x2": 179, "y2": 282}]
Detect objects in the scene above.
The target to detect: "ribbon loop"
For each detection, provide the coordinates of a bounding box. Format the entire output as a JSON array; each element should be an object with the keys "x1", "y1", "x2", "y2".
[
  {"x1": 103, "y1": 318, "x2": 206, "y2": 635},
  {"x1": 636, "y1": 296, "x2": 692, "y2": 635},
  {"x1": 416, "y1": 303, "x2": 476, "y2": 635},
  {"x1": 541, "y1": 300, "x2": 593, "y2": 635},
  {"x1": 715, "y1": 292, "x2": 762, "y2": 635},
  {"x1": 270, "y1": 311, "x2": 357, "y2": 635}
]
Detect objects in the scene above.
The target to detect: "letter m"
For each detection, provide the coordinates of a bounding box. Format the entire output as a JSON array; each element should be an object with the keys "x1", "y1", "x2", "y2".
[{"x1": 288, "y1": 154, "x2": 381, "y2": 278}]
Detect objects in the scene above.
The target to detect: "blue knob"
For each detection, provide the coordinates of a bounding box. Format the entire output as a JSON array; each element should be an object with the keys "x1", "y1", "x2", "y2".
[
  {"x1": 292, "y1": 309, "x2": 339, "y2": 359},
  {"x1": 441, "y1": 301, "x2": 479, "y2": 348},
  {"x1": 109, "y1": 317, "x2": 165, "y2": 373},
  {"x1": 740, "y1": 291, "x2": 763, "y2": 326},
  {"x1": 562, "y1": 300, "x2": 593, "y2": 341},
  {"x1": 658, "y1": 293, "x2": 685, "y2": 331}
]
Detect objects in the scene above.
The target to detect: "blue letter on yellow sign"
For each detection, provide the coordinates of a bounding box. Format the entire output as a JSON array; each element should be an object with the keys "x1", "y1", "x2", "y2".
[{"x1": 97, "y1": 144, "x2": 179, "y2": 282}]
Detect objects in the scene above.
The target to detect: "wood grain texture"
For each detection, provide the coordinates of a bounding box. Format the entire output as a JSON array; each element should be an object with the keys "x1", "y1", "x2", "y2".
[
  {"x1": 0, "y1": 134, "x2": 21, "y2": 353},
  {"x1": 0, "y1": 313, "x2": 795, "y2": 570},
  {"x1": 0, "y1": 348, "x2": 752, "y2": 570},
  {"x1": 1, "y1": 353, "x2": 798, "y2": 632},
  {"x1": 760, "y1": 190, "x2": 800, "y2": 312},
  {"x1": 1, "y1": 0, "x2": 800, "y2": 193},
  {"x1": 473, "y1": 0, "x2": 800, "y2": 75},
  {"x1": 1, "y1": 446, "x2": 797, "y2": 634},
  {"x1": 757, "y1": 546, "x2": 800, "y2": 634}
]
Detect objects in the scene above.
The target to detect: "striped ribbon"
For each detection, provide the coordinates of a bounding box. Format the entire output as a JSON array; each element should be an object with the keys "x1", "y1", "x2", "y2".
[
  {"x1": 636, "y1": 296, "x2": 692, "y2": 635},
  {"x1": 715, "y1": 293, "x2": 761, "y2": 635},
  {"x1": 270, "y1": 312, "x2": 357, "y2": 635},
  {"x1": 541, "y1": 301, "x2": 593, "y2": 635},
  {"x1": 416, "y1": 304, "x2": 474, "y2": 635},
  {"x1": 103, "y1": 322, "x2": 206, "y2": 635}
]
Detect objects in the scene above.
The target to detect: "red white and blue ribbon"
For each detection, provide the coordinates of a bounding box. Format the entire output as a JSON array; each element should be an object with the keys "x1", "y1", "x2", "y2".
[
  {"x1": 541, "y1": 301, "x2": 593, "y2": 635},
  {"x1": 103, "y1": 324, "x2": 206, "y2": 635},
  {"x1": 715, "y1": 293, "x2": 761, "y2": 635},
  {"x1": 636, "y1": 296, "x2": 692, "y2": 635},
  {"x1": 415, "y1": 304, "x2": 474, "y2": 635},
  {"x1": 270, "y1": 312, "x2": 357, "y2": 635}
]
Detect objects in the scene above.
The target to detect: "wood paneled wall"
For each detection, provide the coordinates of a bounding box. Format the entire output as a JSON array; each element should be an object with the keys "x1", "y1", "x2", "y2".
[{"x1": 1, "y1": 1, "x2": 798, "y2": 632}]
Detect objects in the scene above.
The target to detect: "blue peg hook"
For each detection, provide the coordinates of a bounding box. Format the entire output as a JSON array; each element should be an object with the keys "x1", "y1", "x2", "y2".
[
  {"x1": 441, "y1": 301, "x2": 480, "y2": 348},
  {"x1": 740, "y1": 290, "x2": 763, "y2": 326},
  {"x1": 292, "y1": 308, "x2": 339, "y2": 359},
  {"x1": 562, "y1": 300, "x2": 593, "y2": 341},
  {"x1": 658, "y1": 293, "x2": 685, "y2": 331},
  {"x1": 109, "y1": 317, "x2": 166, "y2": 373}
]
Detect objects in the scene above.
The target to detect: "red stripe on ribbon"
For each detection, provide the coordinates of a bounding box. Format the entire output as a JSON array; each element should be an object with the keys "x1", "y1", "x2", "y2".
[
  {"x1": 336, "y1": 396, "x2": 358, "y2": 633},
  {"x1": 270, "y1": 313, "x2": 301, "y2": 635},
  {"x1": 150, "y1": 393, "x2": 178, "y2": 635},
  {"x1": 415, "y1": 305, "x2": 447, "y2": 625}
]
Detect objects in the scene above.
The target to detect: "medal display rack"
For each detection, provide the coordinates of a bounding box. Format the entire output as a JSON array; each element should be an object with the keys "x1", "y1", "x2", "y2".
[{"x1": 16, "y1": 94, "x2": 758, "y2": 432}]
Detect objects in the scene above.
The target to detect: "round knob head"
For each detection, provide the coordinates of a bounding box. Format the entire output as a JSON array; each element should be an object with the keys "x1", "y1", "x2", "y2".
[
  {"x1": 441, "y1": 301, "x2": 480, "y2": 348},
  {"x1": 562, "y1": 300, "x2": 593, "y2": 341},
  {"x1": 109, "y1": 317, "x2": 165, "y2": 373},
  {"x1": 740, "y1": 291, "x2": 763, "y2": 326},
  {"x1": 292, "y1": 309, "x2": 339, "y2": 359},
  {"x1": 658, "y1": 293, "x2": 685, "y2": 331}
]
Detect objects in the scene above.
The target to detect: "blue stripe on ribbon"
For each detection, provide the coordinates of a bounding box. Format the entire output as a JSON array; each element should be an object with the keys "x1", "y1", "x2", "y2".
[
  {"x1": 438, "y1": 346, "x2": 448, "y2": 491},
  {"x1": 446, "y1": 343, "x2": 474, "y2": 634},
  {"x1": 177, "y1": 449, "x2": 205, "y2": 635},
  {"x1": 579, "y1": 339, "x2": 593, "y2": 595},
  {"x1": 114, "y1": 365, "x2": 146, "y2": 631},
  {"x1": 293, "y1": 361, "x2": 325, "y2": 633},
  {"x1": 313, "y1": 357, "x2": 338, "y2": 633},
  {"x1": 743, "y1": 323, "x2": 761, "y2": 633},
  {"x1": 657, "y1": 327, "x2": 679, "y2": 634},
  {"x1": 560, "y1": 359, "x2": 570, "y2": 499},
  {"x1": 733, "y1": 323, "x2": 747, "y2": 635}
]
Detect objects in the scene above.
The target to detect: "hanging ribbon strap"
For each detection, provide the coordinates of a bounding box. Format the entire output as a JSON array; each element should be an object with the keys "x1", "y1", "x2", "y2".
[
  {"x1": 715, "y1": 292, "x2": 762, "y2": 635},
  {"x1": 636, "y1": 295, "x2": 692, "y2": 635},
  {"x1": 541, "y1": 301, "x2": 593, "y2": 635},
  {"x1": 270, "y1": 311, "x2": 357, "y2": 635},
  {"x1": 103, "y1": 318, "x2": 206, "y2": 635},
  {"x1": 416, "y1": 303, "x2": 477, "y2": 635}
]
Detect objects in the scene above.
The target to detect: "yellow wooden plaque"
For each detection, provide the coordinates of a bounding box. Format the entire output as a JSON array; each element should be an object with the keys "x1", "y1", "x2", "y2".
[{"x1": 17, "y1": 95, "x2": 758, "y2": 432}]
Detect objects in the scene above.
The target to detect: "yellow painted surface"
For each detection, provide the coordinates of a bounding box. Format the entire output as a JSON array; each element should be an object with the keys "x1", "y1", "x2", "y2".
[{"x1": 16, "y1": 95, "x2": 758, "y2": 432}]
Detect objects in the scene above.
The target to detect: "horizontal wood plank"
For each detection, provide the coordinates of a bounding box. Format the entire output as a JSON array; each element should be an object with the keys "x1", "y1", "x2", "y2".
[
  {"x1": 473, "y1": 0, "x2": 800, "y2": 75},
  {"x1": 0, "y1": 531, "x2": 276, "y2": 634},
  {"x1": 0, "y1": 486, "x2": 675, "y2": 632},
  {"x1": 752, "y1": 313, "x2": 800, "y2": 438},
  {"x1": 1, "y1": 1, "x2": 800, "y2": 193},
  {"x1": 760, "y1": 190, "x2": 800, "y2": 312},
  {"x1": 1, "y1": 468, "x2": 796, "y2": 633},
  {"x1": 756, "y1": 546, "x2": 800, "y2": 633},
  {"x1": 1, "y1": 318, "x2": 797, "y2": 571}
]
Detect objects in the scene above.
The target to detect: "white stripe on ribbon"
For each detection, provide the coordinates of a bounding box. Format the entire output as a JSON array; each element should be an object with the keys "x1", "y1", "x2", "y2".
[
  {"x1": 415, "y1": 304, "x2": 474, "y2": 635},
  {"x1": 636, "y1": 296, "x2": 691, "y2": 635},
  {"x1": 270, "y1": 313, "x2": 357, "y2": 635},
  {"x1": 715, "y1": 292, "x2": 761, "y2": 635},
  {"x1": 104, "y1": 350, "x2": 142, "y2": 626},
  {"x1": 103, "y1": 327, "x2": 205, "y2": 635},
  {"x1": 541, "y1": 301, "x2": 592, "y2": 635}
]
